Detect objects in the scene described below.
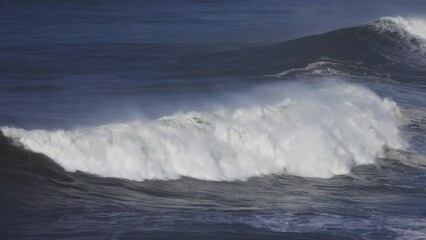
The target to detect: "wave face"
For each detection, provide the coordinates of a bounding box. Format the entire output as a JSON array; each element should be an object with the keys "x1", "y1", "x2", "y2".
[{"x1": 1, "y1": 81, "x2": 407, "y2": 181}]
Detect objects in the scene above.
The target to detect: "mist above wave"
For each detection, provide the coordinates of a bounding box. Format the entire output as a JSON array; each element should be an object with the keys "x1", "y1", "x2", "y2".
[{"x1": 1, "y1": 81, "x2": 407, "y2": 181}]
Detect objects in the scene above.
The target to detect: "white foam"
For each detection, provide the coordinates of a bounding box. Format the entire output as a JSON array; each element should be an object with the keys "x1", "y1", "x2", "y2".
[
  {"x1": 1, "y1": 81, "x2": 407, "y2": 181},
  {"x1": 379, "y1": 16, "x2": 426, "y2": 41}
]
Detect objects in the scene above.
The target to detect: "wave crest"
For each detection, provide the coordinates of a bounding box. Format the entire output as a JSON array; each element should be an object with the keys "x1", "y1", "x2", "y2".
[
  {"x1": 376, "y1": 16, "x2": 426, "y2": 41},
  {"x1": 359, "y1": 16, "x2": 426, "y2": 72}
]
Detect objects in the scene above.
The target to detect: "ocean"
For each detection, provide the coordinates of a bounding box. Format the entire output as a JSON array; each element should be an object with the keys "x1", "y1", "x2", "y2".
[{"x1": 0, "y1": 1, "x2": 426, "y2": 239}]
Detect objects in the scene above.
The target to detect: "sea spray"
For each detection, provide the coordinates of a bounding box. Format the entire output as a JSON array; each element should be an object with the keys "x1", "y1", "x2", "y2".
[{"x1": 1, "y1": 81, "x2": 407, "y2": 181}]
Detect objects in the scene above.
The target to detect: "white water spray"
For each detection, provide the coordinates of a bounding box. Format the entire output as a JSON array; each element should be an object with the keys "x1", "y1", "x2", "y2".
[{"x1": 1, "y1": 81, "x2": 407, "y2": 181}]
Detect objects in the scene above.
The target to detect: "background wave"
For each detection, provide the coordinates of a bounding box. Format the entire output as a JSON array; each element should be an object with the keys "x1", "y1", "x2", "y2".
[{"x1": 176, "y1": 16, "x2": 426, "y2": 82}]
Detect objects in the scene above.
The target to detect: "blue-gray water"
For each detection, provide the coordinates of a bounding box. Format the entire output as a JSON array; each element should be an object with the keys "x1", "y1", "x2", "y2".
[{"x1": 0, "y1": 1, "x2": 425, "y2": 239}]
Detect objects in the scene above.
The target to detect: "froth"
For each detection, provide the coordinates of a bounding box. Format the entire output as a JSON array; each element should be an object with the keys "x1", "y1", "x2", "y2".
[
  {"x1": 1, "y1": 81, "x2": 407, "y2": 181},
  {"x1": 380, "y1": 16, "x2": 426, "y2": 41}
]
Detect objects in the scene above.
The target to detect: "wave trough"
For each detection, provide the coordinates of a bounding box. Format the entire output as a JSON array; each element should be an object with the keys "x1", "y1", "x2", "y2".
[{"x1": 1, "y1": 81, "x2": 407, "y2": 181}]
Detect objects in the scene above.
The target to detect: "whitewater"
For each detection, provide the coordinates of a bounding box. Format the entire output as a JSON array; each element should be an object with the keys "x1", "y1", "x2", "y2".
[
  {"x1": 376, "y1": 16, "x2": 426, "y2": 41},
  {"x1": 1, "y1": 81, "x2": 407, "y2": 181}
]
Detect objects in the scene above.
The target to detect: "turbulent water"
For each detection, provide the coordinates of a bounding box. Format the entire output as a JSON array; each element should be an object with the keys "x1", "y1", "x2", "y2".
[
  {"x1": 0, "y1": 81, "x2": 408, "y2": 181},
  {"x1": 1, "y1": 1, "x2": 426, "y2": 239}
]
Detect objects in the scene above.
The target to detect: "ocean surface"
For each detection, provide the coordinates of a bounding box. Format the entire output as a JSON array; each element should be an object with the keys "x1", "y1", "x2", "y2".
[{"x1": 1, "y1": 1, "x2": 426, "y2": 239}]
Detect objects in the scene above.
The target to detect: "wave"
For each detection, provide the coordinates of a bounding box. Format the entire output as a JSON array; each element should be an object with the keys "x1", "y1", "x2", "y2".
[
  {"x1": 265, "y1": 16, "x2": 426, "y2": 80},
  {"x1": 1, "y1": 81, "x2": 407, "y2": 181},
  {"x1": 360, "y1": 16, "x2": 426, "y2": 71},
  {"x1": 176, "y1": 16, "x2": 426, "y2": 81}
]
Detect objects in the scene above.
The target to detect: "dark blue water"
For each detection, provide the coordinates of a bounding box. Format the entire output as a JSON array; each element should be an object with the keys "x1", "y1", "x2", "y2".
[
  {"x1": 1, "y1": 1, "x2": 426, "y2": 239},
  {"x1": 1, "y1": 0, "x2": 426, "y2": 128}
]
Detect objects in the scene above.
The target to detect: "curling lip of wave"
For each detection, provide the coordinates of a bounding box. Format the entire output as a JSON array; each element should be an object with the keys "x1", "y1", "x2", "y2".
[
  {"x1": 374, "y1": 16, "x2": 426, "y2": 41},
  {"x1": 1, "y1": 81, "x2": 407, "y2": 181}
]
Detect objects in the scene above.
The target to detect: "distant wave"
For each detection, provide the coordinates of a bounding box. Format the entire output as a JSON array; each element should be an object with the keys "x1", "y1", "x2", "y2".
[
  {"x1": 361, "y1": 17, "x2": 426, "y2": 70},
  {"x1": 1, "y1": 81, "x2": 407, "y2": 181},
  {"x1": 261, "y1": 16, "x2": 426, "y2": 81},
  {"x1": 177, "y1": 16, "x2": 426, "y2": 81}
]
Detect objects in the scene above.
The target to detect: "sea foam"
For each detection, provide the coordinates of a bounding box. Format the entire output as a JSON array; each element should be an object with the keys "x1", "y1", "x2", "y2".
[
  {"x1": 379, "y1": 16, "x2": 426, "y2": 41},
  {"x1": 1, "y1": 81, "x2": 407, "y2": 181}
]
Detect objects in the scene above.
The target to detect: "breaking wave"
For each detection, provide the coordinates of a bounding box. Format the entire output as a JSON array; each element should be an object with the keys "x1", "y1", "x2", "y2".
[
  {"x1": 1, "y1": 81, "x2": 407, "y2": 181},
  {"x1": 362, "y1": 16, "x2": 426, "y2": 70},
  {"x1": 374, "y1": 16, "x2": 426, "y2": 41}
]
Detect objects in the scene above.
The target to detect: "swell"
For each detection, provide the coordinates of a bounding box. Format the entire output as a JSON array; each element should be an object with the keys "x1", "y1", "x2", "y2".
[
  {"x1": 172, "y1": 16, "x2": 426, "y2": 81},
  {"x1": 1, "y1": 81, "x2": 407, "y2": 181}
]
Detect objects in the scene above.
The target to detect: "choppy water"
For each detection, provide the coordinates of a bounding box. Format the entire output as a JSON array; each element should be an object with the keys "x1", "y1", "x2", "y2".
[{"x1": 1, "y1": 1, "x2": 426, "y2": 239}]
